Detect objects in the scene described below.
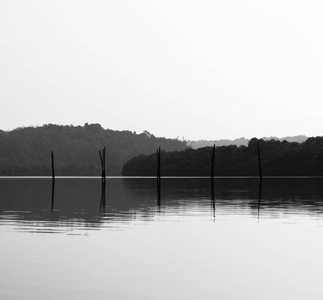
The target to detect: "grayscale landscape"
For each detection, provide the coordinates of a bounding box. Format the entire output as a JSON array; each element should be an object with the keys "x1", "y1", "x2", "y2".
[{"x1": 1, "y1": 1, "x2": 323, "y2": 299}]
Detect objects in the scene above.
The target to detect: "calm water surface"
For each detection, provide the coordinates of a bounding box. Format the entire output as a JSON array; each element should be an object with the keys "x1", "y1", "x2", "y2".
[{"x1": 1, "y1": 177, "x2": 323, "y2": 299}]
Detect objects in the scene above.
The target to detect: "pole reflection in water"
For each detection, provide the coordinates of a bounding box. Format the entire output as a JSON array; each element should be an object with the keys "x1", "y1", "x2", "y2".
[
  {"x1": 157, "y1": 177, "x2": 161, "y2": 213},
  {"x1": 257, "y1": 179, "x2": 263, "y2": 221},
  {"x1": 3, "y1": 178, "x2": 323, "y2": 300},
  {"x1": 100, "y1": 181, "x2": 106, "y2": 214},
  {"x1": 211, "y1": 178, "x2": 215, "y2": 221},
  {"x1": 156, "y1": 147, "x2": 161, "y2": 213},
  {"x1": 2, "y1": 177, "x2": 323, "y2": 233},
  {"x1": 51, "y1": 179, "x2": 55, "y2": 213}
]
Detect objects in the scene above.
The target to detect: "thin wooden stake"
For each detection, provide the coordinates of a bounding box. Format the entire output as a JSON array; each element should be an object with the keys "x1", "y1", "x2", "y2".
[
  {"x1": 51, "y1": 150, "x2": 55, "y2": 181},
  {"x1": 257, "y1": 141, "x2": 263, "y2": 181},
  {"x1": 99, "y1": 147, "x2": 106, "y2": 183},
  {"x1": 103, "y1": 146, "x2": 106, "y2": 183},
  {"x1": 157, "y1": 177, "x2": 161, "y2": 213},
  {"x1": 211, "y1": 145, "x2": 215, "y2": 179},
  {"x1": 157, "y1": 147, "x2": 161, "y2": 180},
  {"x1": 210, "y1": 145, "x2": 216, "y2": 220},
  {"x1": 99, "y1": 150, "x2": 103, "y2": 167},
  {"x1": 156, "y1": 147, "x2": 161, "y2": 213}
]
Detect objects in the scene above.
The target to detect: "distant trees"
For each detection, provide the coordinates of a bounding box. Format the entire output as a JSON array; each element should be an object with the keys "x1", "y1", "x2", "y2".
[
  {"x1": 187, "y1": 135, "x2": 308, "y2": 149},
  {"x1": 2, "y1": 124, "x2": 321, "y2": 177},
  {"x1": 0, "y1": 124, "x2": 188, "y2": 176},
  {"x1": 122, "y1": 137, "x2": 323, "y2": 176}
]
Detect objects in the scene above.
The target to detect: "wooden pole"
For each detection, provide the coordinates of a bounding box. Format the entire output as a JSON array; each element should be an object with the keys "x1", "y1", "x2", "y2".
[
  {"x1": 99, "y1": 150, "x2": 103, "y2": 168},
  {"x1": 211, "y1": 145, "x2": 215, "y2": 179},
  {"x1": 157, "y1": 176, "x2": 161, "y2": 213},
  {"x1": 210, "y1": 145, "x2": 215, "y2": 220},
  {"x1": 99, "y1": 150, "x2": 102, "y2": 180},
  {"x1": 99, "y1": 147, "x2": 106, "y2": 183},
  {"x1": 51, "y1": 150, "x2": 55, "y2": 181},
  {"x1": 257, "y1": 141, "x2": 263, "y2": 181},
  {"x1": 157, "y1": 147, "x2": 161, "y2": 180},
  {"x1": 103, "y1": 146, "x2": 106, "y2": 183},
  {"x1": 50, "y1": 150, "x2": 55, "y2": 213},
  {"x1": 156, "y1": 147, "x2": 161, "y2": 212}
]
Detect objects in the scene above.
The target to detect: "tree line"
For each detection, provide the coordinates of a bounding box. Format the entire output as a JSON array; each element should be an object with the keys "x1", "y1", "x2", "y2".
[
  {"x1": 187, "y1": 135, "x2": 308, "y2": 149},
  {"x1": 0, "y1": 124, "x2": 188, "y2": 176},
  {"x1": 122, "y1": 137, "x2": 323, "y2": 176}
]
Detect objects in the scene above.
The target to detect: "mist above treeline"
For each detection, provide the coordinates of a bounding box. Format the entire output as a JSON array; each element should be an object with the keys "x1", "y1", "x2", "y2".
[{"x1": 0, "y1": 123, "x2": 317, "y2": 176}]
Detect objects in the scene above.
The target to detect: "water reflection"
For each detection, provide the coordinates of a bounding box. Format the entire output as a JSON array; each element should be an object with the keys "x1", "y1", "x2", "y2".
[
  {"x1": 51, "y1": 179, "x2": 55, "y2": 213},
  {"x1": 99, "y1": 181, "x2": 106, "y2": 214},
  {"x1": 257, "y1": 179, "x2": 262, "y2": 221},
  {"x1": 1, "y1": 177, "x2": 323, "y2": 233},
  {"x1": 157, "y1": 177, "x2": 161, "y2": 214},
  {"x1": 211, "y1": 178, "x2": 215, "y2": 221}
]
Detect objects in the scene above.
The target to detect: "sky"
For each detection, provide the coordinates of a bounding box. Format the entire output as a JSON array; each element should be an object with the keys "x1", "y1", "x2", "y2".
[{"x1": 1, "y1": 0, "x2": 323, "y2": 140}]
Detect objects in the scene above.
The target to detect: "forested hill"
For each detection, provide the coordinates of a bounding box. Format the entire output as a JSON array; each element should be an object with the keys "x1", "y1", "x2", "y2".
[
  {"x1": 122, "y1": 137, "x2": 323, "y2": 176},
  {"x1": 0, "y1": 124, "x2": 188, "y2": 175}
]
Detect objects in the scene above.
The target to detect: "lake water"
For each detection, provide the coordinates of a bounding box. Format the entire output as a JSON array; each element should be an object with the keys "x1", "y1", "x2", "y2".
[{"x1": 1, "y1": 177, "x2": 323, "y2": 299}]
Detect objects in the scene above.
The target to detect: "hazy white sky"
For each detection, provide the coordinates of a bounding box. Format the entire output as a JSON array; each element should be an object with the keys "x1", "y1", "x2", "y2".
[{"x1": 1, "y1": 0, "x2": 323, "y2": 140}]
